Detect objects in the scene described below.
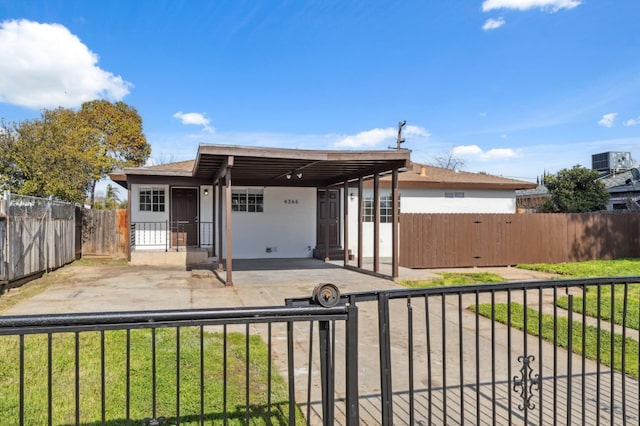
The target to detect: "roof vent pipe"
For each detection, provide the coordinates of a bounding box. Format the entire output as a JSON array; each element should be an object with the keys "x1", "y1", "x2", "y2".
[{"x1": 420, "y1": 165, "x2": 427, "y2": 177}]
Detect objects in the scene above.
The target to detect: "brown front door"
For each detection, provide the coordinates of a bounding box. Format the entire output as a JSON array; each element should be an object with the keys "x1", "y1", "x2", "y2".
[
  {"x1": 317, "y1": 189, "x2": 340, "y2": 247},
  {"x1": 171, "y1": 188, "x2": 198, "y2": 246}
]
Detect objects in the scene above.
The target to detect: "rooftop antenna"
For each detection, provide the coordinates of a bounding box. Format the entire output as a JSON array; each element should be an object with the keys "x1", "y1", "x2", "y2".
[{"x1": 394, "y1": 120, "x2": 407, "y2": 150}]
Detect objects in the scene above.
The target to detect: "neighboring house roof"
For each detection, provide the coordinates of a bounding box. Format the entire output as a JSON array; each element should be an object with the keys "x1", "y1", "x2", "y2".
[
  {"x1": 110, "y1": 144, "x2": 411, "y2": 188},
  {"x1": 376, "y1": 162, "x2": 538, "y2": 190},
  {"x1": 515, "y1": 185, "x2": 550, "y2": 198},
  {"x1": 597, "y1": 168, "x2": 640, "y2": 190}
]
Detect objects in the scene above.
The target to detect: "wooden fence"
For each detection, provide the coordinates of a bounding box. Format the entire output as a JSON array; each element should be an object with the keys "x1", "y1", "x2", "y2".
[
  {"x1": 0, "y1": 193, "x2": 128, "y2": 286},
  {"x1": 81, "y1": 209, "x2": 129, "y2": 258},
  {"x1": 0, "y1": 194, "x2": 80, "y2": 284},
  {"x1": 399, "y1": 212, "x2": 640, "y2": 268},
  {"x1": 0, "y1": 219, "x2": 5, "y2": 282}
]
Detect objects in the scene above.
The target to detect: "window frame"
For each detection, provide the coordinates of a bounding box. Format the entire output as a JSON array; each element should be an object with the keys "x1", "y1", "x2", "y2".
[
  {"x1": 444, "y1": 191, "x2": 465, "y2": 198},
  {"x1": 231, "y1": 188, "x2": 264, "y2": 213},
  {"x1": 362, "y1": 194, "x2": 400, "y2": 223},
  {"x1": 139, "y1": 187, "x2": 166, "y2": 212}
]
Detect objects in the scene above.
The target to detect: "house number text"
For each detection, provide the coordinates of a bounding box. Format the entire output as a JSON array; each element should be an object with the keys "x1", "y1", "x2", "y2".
[{"x1": 284, "y1": 199, "x2": 299, "y2": 204}]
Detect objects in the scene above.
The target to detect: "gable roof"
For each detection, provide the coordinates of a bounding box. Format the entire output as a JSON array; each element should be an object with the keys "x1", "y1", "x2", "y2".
[{"x1": 376, "y1": 162, "x2": 537, "y2": 190}]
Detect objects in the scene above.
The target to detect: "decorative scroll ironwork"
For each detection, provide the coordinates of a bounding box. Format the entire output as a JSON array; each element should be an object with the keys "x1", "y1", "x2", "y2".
[{"x1": 513, "y1": 355, "x2": 541, "y2": 411}]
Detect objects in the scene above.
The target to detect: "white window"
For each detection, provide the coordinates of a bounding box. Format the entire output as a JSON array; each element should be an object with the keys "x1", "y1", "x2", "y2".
[
  {"x1": 445, "y1": 191, "x2": 465, "y2": 198},
  {"x1": 139, "y1": 188, "x2": 165, "y2": 212},
  {"x1": 362, "y1": 194, "x2": 399, "y2": 223},
  {"x1": 232, "y1": 188, "x2": 264, "y2": 212}
]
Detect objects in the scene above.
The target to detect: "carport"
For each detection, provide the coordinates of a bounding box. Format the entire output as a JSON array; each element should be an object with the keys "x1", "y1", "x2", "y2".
[{"x1": 195, "y1": 144, "x2": 410, "y2": 284}]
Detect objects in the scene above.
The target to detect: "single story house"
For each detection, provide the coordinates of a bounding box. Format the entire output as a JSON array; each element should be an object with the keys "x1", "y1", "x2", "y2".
[
  {"x1": 111, "y1": 145, "x2": 536, "y2": 282},
  {"x1": 110, "y1": 144, "x2": 411, "y2": 282}
]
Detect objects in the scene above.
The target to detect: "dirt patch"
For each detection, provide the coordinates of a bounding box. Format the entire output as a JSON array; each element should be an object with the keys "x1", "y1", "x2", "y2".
[{"x1": 0, "y1": 259, "x2": 135, "y2": 313}]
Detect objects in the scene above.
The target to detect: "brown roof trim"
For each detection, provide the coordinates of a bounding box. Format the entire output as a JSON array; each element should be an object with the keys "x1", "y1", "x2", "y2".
[{"x1": 196, "y1": 143, "x2": 410, "y2": 161}]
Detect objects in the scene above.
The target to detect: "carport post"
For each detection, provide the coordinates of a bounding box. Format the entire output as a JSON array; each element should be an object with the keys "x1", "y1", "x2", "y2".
[
  {"x1": 217, "y1": 181, "x2": 223, "y2": 272},
  {"x1": 392, "y1": 168, "x2": 399, "y2": 278},
  {"x1": 225, "y1": 167, "x2": 233, "y2": 285},
  {"x1": 357, "y1": 177, "x2": 363, "y2": 269},
  {"x1": 211, "y1": 181, "x2": 216, "y2": 257},
  {"x1": 373, "y1": 173, "x2": 380, "y2": 273},
  {"x1": 343, "y1": 180, "x2": 349, "y2": 265}
]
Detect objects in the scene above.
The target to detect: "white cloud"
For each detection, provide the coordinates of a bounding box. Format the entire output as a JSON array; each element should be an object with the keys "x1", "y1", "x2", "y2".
[
  {"x1": 453, "y1": 144, "x2": 521, "y2": 160},
  {"x1": 0, "y1": 19, "x2": 131, "y2": 109},
  {"x1": 173, "y1": 111, "x2": 210, "y2": 126},
  {"x1": 173, "y1": 111, "x2": 215, "y2": 133},
  {"x1": 333, "y1": 125, "x2": 430, "y2": 148},
  {"x1": 623, "y1": 116, "x2": 640, "y2": 127},
  {"x1": 405, "y1": 125, "x2": 430, "y2": 137},
  {"x1": 483, "y1": 17, "x2": 506, "y2": 31},
  {"x1": 597, "y1": 112, "x2": 618, "y2": 128},
  {"x1": 482, "y1": 0, "x2": 581, "y2": 12}
]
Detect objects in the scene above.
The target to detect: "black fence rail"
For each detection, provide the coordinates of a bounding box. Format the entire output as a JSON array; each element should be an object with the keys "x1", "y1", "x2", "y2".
[
  {"x1": 0, "y1": 303, "x2": 351, "y2": 425},
  {"x1": 130, "y1": 221, "x2": 214, "y2": 251},
  {"x1": 288, "y1": 277, "x2": 640, "y2": 425}
]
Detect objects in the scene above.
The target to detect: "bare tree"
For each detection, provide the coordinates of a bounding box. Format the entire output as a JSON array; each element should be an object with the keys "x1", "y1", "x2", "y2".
[
  {"x1": 152, "y1": 152, "x2": 178, "y2": 166},
  {"x1": 431, "y1": 148, "x2": 466, "y2": 171}
]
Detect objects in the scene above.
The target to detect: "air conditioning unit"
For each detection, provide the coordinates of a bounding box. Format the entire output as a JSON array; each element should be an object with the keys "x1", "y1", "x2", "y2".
[{"x1": 592, "y1": 152, "x2": 633, "y2": 173}]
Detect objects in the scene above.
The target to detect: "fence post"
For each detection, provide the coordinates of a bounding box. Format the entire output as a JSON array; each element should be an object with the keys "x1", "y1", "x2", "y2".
[
  {"x1": 378, "y1": 292, "x2": 393, "y2": 424},
  {"x1": 5, "y1": 191, "x2": 9, "y2": 282},
  {"x1": 286, "y1": 314, "x2": 296, "y2": 425},
  {"x1": 319, "y1": 320, "x2": 334, "y2": 424},
  {"x1": 345, "y1": 297, "x2": 359, "y2": 425}
]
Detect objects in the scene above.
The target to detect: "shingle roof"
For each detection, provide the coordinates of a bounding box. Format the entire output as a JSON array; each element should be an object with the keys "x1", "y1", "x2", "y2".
[
  {"x1": 144, "y1": 159, "x2": 195, "y2": 172},
  {"x1": 378, "y1": 162, "x2": 537, "y2": 190},
  {"x1": 111, "y1": 147, "x2": 536, "y2": 191},
  {"x1": 597, "y1": 169, "x2": 635, "y2": 189}
]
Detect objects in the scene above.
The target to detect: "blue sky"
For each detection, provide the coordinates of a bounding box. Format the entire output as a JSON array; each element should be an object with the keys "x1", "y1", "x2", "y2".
[{"x1": 1, "y1": 0, "x2": 640, "y2": 194}]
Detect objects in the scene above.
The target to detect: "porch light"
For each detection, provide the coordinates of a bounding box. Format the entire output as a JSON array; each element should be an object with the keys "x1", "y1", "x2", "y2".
[
  {"x1": 296, "y1": 172, "x2": 303, "y2": 179},
  {"x1": 350, "y1": 192, "x2": 355, "y2": 201},
  {"x1": 204, "y1": 189, "x2": 209, "y2": 196},
  {"x1": 286, "y1": 173, "x2": 292, "y2": 180}
]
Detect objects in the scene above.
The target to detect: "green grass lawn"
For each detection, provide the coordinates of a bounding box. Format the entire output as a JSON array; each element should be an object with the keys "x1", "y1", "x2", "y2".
[
  {"x1": 400, "y1": 272, "x2": 506, "y2": 288},
  {"x1": 517, "y1": 258, "x2": 640, "y2": 277},
  {"x1": 471, "y1": 302, "x2": 639, "y2": 378},
  {"x1": 0, "y1": 328, "x2": 304, "y2": 425},
  {"x1": 519, "y1": 259, "x2": 640, "y2": 331},
  {"x1": 556, "y1": 284, "x2": 640, "y2": 330}
]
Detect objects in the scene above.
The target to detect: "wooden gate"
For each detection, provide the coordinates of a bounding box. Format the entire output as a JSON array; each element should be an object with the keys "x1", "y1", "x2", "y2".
[
  {"x1": 81, "y1": 209, "x2": 129, "y2": 257},
  {"x1": 400, "y1": 212, "x2": 640, "y2": 268}
]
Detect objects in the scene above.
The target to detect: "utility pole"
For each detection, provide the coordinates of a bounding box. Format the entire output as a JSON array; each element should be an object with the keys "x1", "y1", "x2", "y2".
[{"x1": 396, "y1": 120, "x2": 406, "y2": 149}]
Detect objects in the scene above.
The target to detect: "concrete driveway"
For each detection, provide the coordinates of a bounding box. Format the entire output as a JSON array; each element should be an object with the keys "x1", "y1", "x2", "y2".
[
  {"x1": 1, "y1": 258, "x2": 556, "y2": 315},
  {"x1": 2, "y1": 258, "x2": 584, "y2": 425}
]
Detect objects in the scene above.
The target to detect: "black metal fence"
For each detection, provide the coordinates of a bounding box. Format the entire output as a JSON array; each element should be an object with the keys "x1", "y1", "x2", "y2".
[
  {"x1": 0, "y1": 278, "x2": 638, "y2": 425},
  {"x1": 287, "y1": 277, "x2": 640, "y2": 425},
  {"x1": 0, "y1": 303, "x2": 350, "y2": 425}
]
